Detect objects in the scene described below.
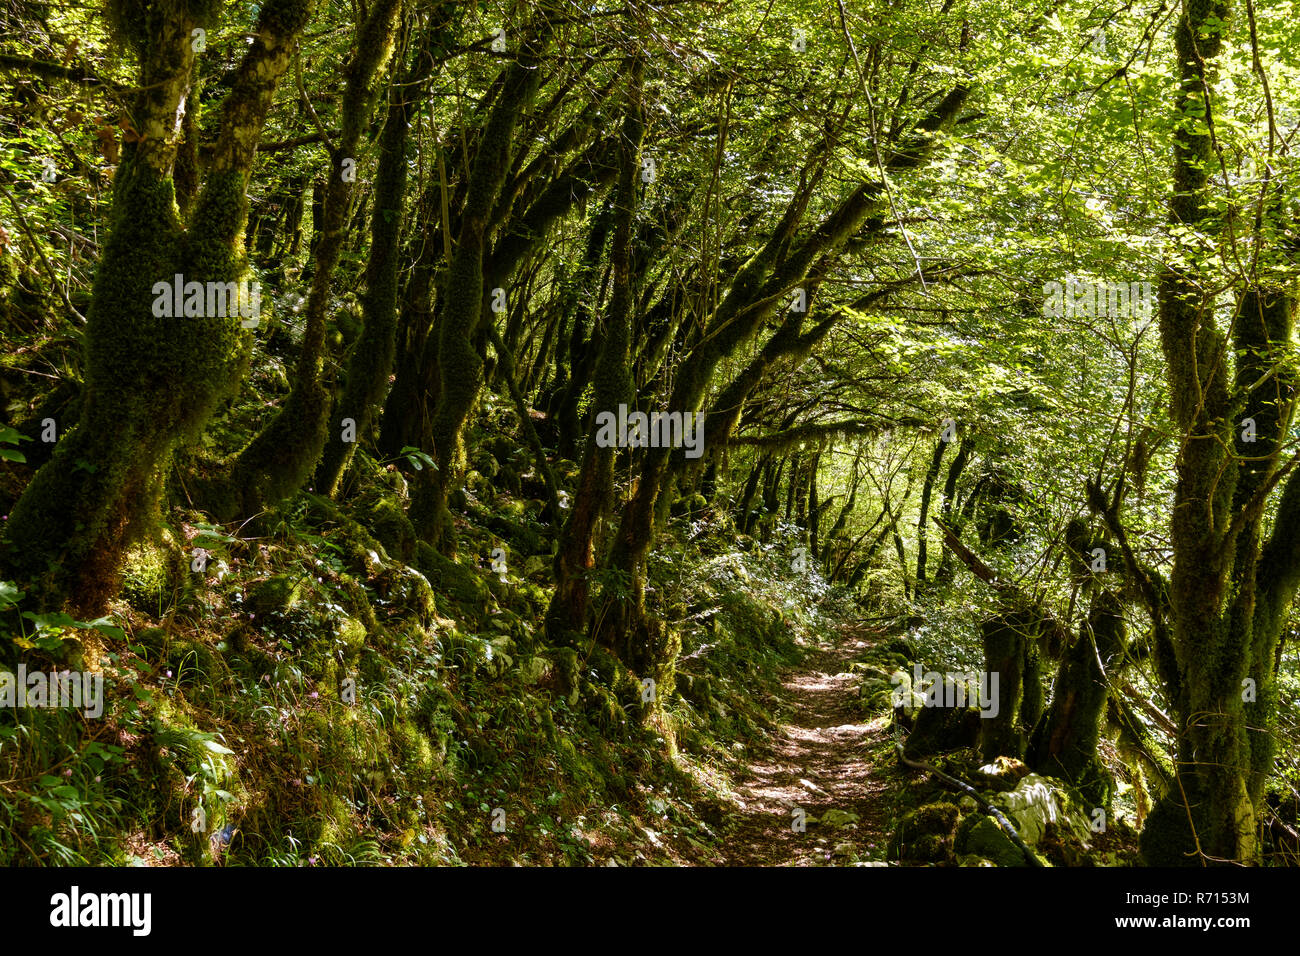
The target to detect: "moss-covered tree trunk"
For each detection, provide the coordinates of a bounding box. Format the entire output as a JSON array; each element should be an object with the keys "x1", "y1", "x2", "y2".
[
  {"x1": 316, "y1": 6, "x2": 459, "y2": 495},
  {"x1": 222, "y1": 0, "x2": 402, "y2": 516},
  {"x1": 1027, "y1": 588, "x2": 1126, "y2": 808},
  {"x1": 0, "y1": 0, "x2": 313, "y2": 611},
  {"x1": 409, "y1": 20, "x2": 553, "y2": 554},
  {"x1": 1142, "y1": 0, "x2": 1300, "y2": 864},
  {"x1": 979, "y1": 610, "x2": 1044, "y2": 763},
  {"x1": 544, "y1": 63, "x2": 644, "y2": 645}
]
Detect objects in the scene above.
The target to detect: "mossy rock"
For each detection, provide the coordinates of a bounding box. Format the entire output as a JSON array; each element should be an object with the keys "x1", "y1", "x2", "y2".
[
  {"x1": 583, "y1": 681, "x2": 627, "y2": 733},
  {"x1": 247, "y1": 574, "x2": 303, "y2": 616},
  {"x1": 519, "y1": 655, "x2": 551, "y2": 685},
  {"x1": 337, "y1": 615, "x2": 368, "y2": 659},
  {"x1": 336, "y1": 574, "x2": 378, "y2": 631},
  {"x1": 955, "y1": 814, "x2": 1030, "y2": 867},
  {"x1": 881, "y1": 636, "x2": 917, "y2": 661},
  {"x1": 677, "y1": 672, "x2": 714, "y2": 710},
  {"x1": 466, "y1": 471, "x2": 493, "y2": 500},
  {"x1": 442, "y1": 630, "x2": 493, "y2": 676},
  {"x1": 358, "y1": 496, "x2": 416, "y2": 564},
  {"x1": 372, "y1": 564, "x2": 435, "y2": 625},
  {"x1": 162, "y1": 637, "x2": 225, "y2": 686},
  {"x1": 484, "y1": 635, "x2": 514, "y2": 678},
  {"x1": 415, "y1": 542, "x2": 491, "y2": 609},
  {"x1": 887, "y1": 801, "x2": 961, "y2": 864},
  {"x1": 975, "y1": 756, "x2": 1031, "y2": 792},
  {"x1": 388, "y1": 719, "x2": 436, "y2": 779},
  {"x1": 988, "y1": 773, "x2": 1092, "y2": 847},
  {"x1": 470, "y1": 451, "x2": 499, "y2": 479},
  {"x1": 301, "y1": 494, "x2": 388, "y2": 576},
  {"x1": 470, "y1": 504, "x2": 547, "y2": 556}
]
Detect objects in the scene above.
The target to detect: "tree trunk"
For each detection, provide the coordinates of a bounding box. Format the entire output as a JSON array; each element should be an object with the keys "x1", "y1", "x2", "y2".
[
  {"x1": 545, "y1": 62, "x2": 643, "y2": 645},
  {"x1": 1, "y1": 0, "x2": 314, "y2": 611},
  {"x1": 410, "y1": 19, "x2": 553, "y2": 553},
  {"x1": 222, "y1": 0, "x2": 402, "y2": 517}
]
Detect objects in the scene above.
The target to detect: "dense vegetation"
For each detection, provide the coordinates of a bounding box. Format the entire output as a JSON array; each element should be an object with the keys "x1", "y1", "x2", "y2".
[{"x1": 0, "y1": 0, "x2": 1298, "y2": 868}]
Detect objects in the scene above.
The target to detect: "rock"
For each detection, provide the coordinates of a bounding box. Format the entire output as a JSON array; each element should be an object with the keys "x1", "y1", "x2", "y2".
[
  {"x1": 882, "y1": 636, "x2": 917, "y2": 661},
  {"x1": 976, "y1": 756, "x2": 1031, "y2": 791},
  {"x1": 443, "y1": 631, "x2": 493, "y2": 676},
  {"x1": 817, "y1": 808, "x2": 860, "y2": 829},
  {"x1": 471, "y1": 451, "x2": 499, "y2": 479},
  {"x1": 887, "y1": 801, "x2": 960, "y2": 863},
  {"x1": 799, "y1": 778, "x2": 829, "y2": 797},
  {"x1": 889, "y1": 668, "x2": 925, "y2": 728},
  {"x1": 247, "y1": 574, "x2": 302, "y2": 616},
  {"x1": 336, "y1": 616, "x2": 367, "y2": 658},
  {"x1": 373, "y1": 564, "x2": 435, "y2": 624},
  {"x1": 485, "y1": 635, "x2": 514, "y2": 678},
  {"x1": 955, "y1": 815, "x2": 1028, "y2": 867},
  {"x1": 359, "y1": 496, "x2": 417, "y2": 563},
  {"x1": 988, "y1": 773, "x2": 1092, "y2": 847},
  {"x1": 416, "y1": 542, "x2": 491, "y2": 609},
  {"x1": 519, "y1": 655, "x2": 551, "y2": 685}
]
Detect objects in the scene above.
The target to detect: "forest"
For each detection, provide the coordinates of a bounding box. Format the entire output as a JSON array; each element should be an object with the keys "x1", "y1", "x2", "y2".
[{"x1": 0, "y1": 0, "x2": 1297, "y2": 873}]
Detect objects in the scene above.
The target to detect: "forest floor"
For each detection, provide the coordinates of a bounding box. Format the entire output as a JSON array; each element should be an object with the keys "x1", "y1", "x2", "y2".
[{"x1": 717, "y1": 622, "x2": 899, "y2": 865}]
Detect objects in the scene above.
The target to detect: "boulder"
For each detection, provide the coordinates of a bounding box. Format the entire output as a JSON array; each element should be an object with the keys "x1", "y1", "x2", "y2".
[
  {"x1": 887, "y1": 801, "x2": 960, "y2": 863},
  {"x1": 988, "y1": 773, "x2": 1092, "y2": 847},
  {"x1": 247, "y1": 574, "x2": 302, "y2": 616},
  {"x1": 976, "y1": 756, "x2": 1031, "y2": 792}
]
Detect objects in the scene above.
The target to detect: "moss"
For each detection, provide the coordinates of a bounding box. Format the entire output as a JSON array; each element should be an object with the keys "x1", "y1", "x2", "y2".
[
  {"x1": 671, "y1": 493, "x2": 708, "y2": 518},
  {"x1": 372, "y1": 564, "x2": 435, "y2": 624},
  {"x1": 548, "y1": 646, "x2": 581, "y2": 706},
  {"x1": 415, "y1": 541, "x2": 491, "y2": 609},
  {"x1": 336, "y1": 574, "x2": 378, "y2": 631},
  {"x1": 888, "y1": 801, "x2": 961, "y2": 863},
  {"x1": 361, "y1": 496, "x2": 417, "y2": 563},
  {"x1": 120, "y1": 532, "x2": 188, "y2": 612},
  {"x1": 955, "y1": 814, "x2": 1029, "y2": 867},
  {"x1": 163, "y1": 636, "x2": 224, "y2": 686},
  {"x1": 388, "y1": 719, "x2": 436, "y2": 779},
  {"x1": 247, "y1": 574, "x2": 303, "y2": 616}
]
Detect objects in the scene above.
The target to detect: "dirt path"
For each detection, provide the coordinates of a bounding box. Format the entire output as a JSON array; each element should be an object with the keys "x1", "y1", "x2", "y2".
[{"x1": 718, "y1": 623, "x2": 896, "y2": 866}]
